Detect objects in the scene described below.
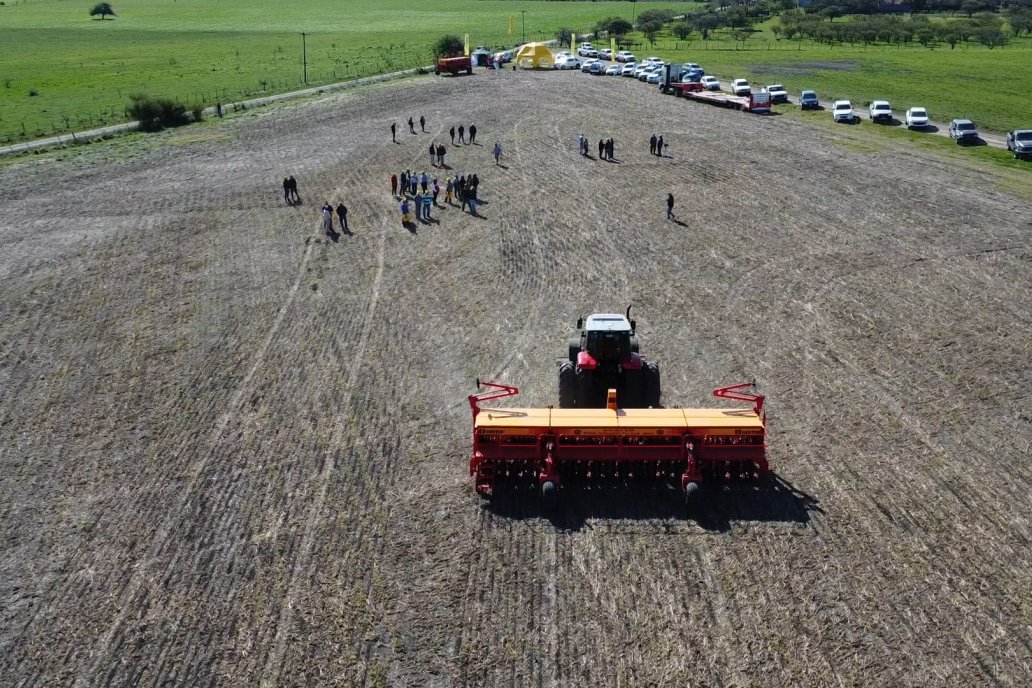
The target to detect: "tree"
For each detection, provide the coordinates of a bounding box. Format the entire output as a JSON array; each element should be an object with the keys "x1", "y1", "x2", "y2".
[
  {"x1": 1008, "y1": 8, "x2": 1032, "y2": 37},
  {"x1": 636, "y1": 9, "x2": 675, "y2": 28},
  {"x1": 556, "y1": 28, "x2": 572, "y2": 48},
  {"x1": 641, "y1": 20, "x2": 663, "y2": 47},
  {"x1": 975, "y1": 27, "x2": 1007, "y2": 48},
  {"x1": 597, "y1": 17, "x2": 633, "y2": 40},
  {"x1": 670, "y1": 20, "x2": 693, "y2": 40},
  {"x1": 89, "y1": 2, "x2": 115, "y2": 19},
  {"x1": 431, "y1": 35, "x2": 464, "y2": 59}
]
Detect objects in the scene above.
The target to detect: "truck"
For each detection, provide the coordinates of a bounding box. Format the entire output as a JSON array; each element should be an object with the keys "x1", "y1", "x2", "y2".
[
  {"x1": 659, "y1": 64, "x2": 704, "y2": 96},
  {"x1": 435, "y1": 55, "x2": 473, "y2": 76}
]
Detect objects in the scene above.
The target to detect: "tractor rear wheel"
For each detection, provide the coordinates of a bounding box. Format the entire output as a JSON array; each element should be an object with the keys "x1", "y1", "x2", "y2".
[
  {"x1": 643, "y1": 361, "x2": 661, "y2": 407},
  {"x1": 558, "y1": 361, "x2": 576, "y2": 408},
  {"x1": 629, "y1": 336, "x2": 639, "y2": 353}
]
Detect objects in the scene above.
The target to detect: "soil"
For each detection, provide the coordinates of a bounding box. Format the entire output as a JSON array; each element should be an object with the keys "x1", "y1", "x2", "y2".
[{"x1": 1, "y1": 69, "x2": 1030, "y2": 687}]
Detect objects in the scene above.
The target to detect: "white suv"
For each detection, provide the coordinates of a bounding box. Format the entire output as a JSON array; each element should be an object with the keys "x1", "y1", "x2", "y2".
[
  {"x1": 869, "y1": 100, "x2": 893, "y2": 124},
  {"x1": 577, "y1": 43, "x2": 597, "y2": 57},
  {"x1": 833, "y1": 100, "x2": 855, "y2": 123},
  {"x1": 731, "y1": 79, "x2": 751, "y2": 96},
  {"x1": 615, "y1": 51, "x2": 636, "y2": 63}
]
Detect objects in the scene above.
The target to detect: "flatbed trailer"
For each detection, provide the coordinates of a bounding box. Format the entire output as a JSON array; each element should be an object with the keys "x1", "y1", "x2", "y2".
[
  {"x1": 468, "y1": 382, "x2": 768, "y2": 505},
  {"x1": 683, "y1": 90, "x2": 771, "y2": 114}
]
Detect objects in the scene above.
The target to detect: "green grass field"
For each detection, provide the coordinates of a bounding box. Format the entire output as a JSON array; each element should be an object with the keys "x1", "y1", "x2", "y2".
[
  {"x1": 1, "y1": 2, "x2": 1030, "y2": 143},
  {"x1": 0, "y1": 0, "x2": 689, "y2": 142},
  {"x1": 643, "y1": 21, "x2": 1032, "y2": 134}
]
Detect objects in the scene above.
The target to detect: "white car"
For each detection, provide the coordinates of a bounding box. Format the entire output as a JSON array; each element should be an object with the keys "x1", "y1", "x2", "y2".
[
  {"x1": 578, "y1": 45, "x2": 598, "y2": 58},
  {"x1": 700, "y1": 75, "x2": 720, "y2": 90},
  {"x1": 632, "y1": 64, "x2": 652, "y2": 78},
  {"x1": 605, "y1": 64, "x2": 622, "y2": 76},
  {"x1": 621, "y1": 62, "x2": 637, "y2": 76},
  {"x1": 731, "y1": 79, "x2": 751, "y2": 96},
  {"x1": 554, "y1": 55, "x2": 581, "y2": 70},
  {"x1": 905, "y1": 107, "x2": 929, "y2": 129},
  {"x1": 615, "y1": 51, "x2": 636, "y2": 63},
  {"x1": 639, "y1": 65, "x2": 662, "y2": 82},
  {"x1": 642, "y1": 56, "x2": 663, "y2": 65},
  {"x1": 599, "y1": 48, "x2": 612, "y2": 60},
  {"x1": 582, "y1": 59, "x2": 604, "y2": 74},
  {"x1": 766, "y1": 84, "x2": 788, "y2": 103},
  {"x1": 869, "y1": 100, "x2": 893, "y2": 124},
  {"x1": 646, "y1": 69, "x2": 664, "y2": 84},
  {"x1": 833, "y1": 100, "x2": 855, "y2": 123}
]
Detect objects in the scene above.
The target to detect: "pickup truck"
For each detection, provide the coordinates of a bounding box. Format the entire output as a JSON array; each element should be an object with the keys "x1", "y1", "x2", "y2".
[
  {"x1": 766, "y1": 84, "x2": 789, "y2": 104},
  {"x1": 869, "y1": 100, "x2": 893, "y2": 124},
  {"x1": 731, "y1": 79, "x2": 751, "y2": 96},
  {"x1": 435, "y1": 55, "x2": 473, "y2": 76},
  {"x1": 1006, "y1": 129, "x2": 1032, "y2": 159}
]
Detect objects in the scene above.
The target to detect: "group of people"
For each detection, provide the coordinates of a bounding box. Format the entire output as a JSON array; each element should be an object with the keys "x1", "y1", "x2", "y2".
[
  {"x1": 391, "y1": 115, "x2": 428, "y2": 142},
  {"x1": 321, "y1": 201, "x2": 349, "y2": 235},
  {"x1": 575, "y1": 135, "x2": 616, "y2": 161},
  {"x1": 394, "y1": 170, "x2": 483, "y2": 224},
  {"x1": 649, "y1": 134, "x2": 666, "y2": 157},
  {"x1": 282, "y1": 176, "x2": 301, "y2": 205},
  {"x1": 449, "y1": 124, "x2": 477, "y2": 145}
]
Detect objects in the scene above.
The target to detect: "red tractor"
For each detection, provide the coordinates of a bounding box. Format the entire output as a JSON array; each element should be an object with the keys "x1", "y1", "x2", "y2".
[{"x1": 558, "y1": 308, "x2": 660, "y2": 408}]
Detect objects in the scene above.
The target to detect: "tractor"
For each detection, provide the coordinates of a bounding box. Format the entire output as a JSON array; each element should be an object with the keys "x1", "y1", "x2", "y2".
[{"x1": 558, "y1": 307, "x2": 660, "y2": 408}]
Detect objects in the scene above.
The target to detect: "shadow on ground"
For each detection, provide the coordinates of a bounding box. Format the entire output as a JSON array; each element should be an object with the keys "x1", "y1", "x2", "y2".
[{"x1": 483, "y1": 475, "x2": 821, "y2": 532}]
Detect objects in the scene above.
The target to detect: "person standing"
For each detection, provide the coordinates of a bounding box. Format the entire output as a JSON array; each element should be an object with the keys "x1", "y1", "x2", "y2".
[
  {"x1": 469, "y1": 124, "x2": 477, "y2": 144},
  {"x1": 420, "y1": 115, "x2": 426, "y2": 132},
  {"x1": 400, "y1": 171, "x2": 409, "y2": 196},
  {"x1": 432, "y1": 179, "x2": 440, "y2": 206},
  {"x1": 649, "y1": 134, "x2": 657, "y2": 156},
  {"x1": 493, "y1": 141, "x2": 502, "y2": 165},
  {"x1": 283, "y1": 177, "x2": 291, "y2": 204},
  {"x1": 607, "y1": 138, "x2": 614, "y2": 160},
  {"x1": 437, "y1": 143, "x2": 446, "y2": 167},
  {"x1": 336, "y1": 202, "x2": 348, "y2": 232},
  {"x1": 429, "y1": 143, "x2": 436, "y2": 167},
  {"x1": 657, "y1": 135, "x2": 664, "y2": 157},
  {"x1": 391, "y1": 173, "x2": 398, "y2": 197},
  {"x1": 216, "y1": 102, "x2": 223, "y2": 118},
  {"x1": 666, "y1": 193, "x2": 675, "y2": 220},
  {"x1": 391, "y1": 122, "x2": 397, "y2": 142},
  {"x1": 322, "y1": 203, "x2": 334, "y2": 235},
  {"x1": 458, "y1": 125, "x2": 465, "y2": 144},
  {"x1": 410, "y1": 173, "x2": 418, "y2": 196},
  {"x1": 414, "y1": 191, "x2": 424, "y2": 220},
  {"x1": 401, "y1": 199, "x2": 410, "y2": 224},
  {"x1": 450, "y1": 126, "x2": 456, "y2": 144},
  {"x1": 420, "y1": 171, "x2": 429, "y2": 193},
  {"x1": 422, "y1": 193, "x2": 432, "y2": 220},
  {"x1": 598, "y1": 138, "x2": 605, "y2": 160},
  {"x1": 408, "y1": 117, "x2": 415, "y2": 134},
  {"x1": 467, "y1": 184, "x2": 478, "y2": 215},
  {"x1": 288, "y1": 176, "x2": 299, "y2": 203},
  {"x1": 459, "y1": 185, "x2": 468, "y2": 212},
  {"x1": 445, "y1": 178, "x2": 453, "y2": 204}
]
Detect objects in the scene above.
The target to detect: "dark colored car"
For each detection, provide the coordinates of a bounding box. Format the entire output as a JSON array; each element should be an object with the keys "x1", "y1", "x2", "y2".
[
  {"x1": 799, "y1": 90, "x2": 819, "y2": 110},
  {"x1": 948, "y1": 119, "x2": 979, "y2": 143},
  {"x1": 1006, "y1": 129, "x2": 1032, "y2": 159}
]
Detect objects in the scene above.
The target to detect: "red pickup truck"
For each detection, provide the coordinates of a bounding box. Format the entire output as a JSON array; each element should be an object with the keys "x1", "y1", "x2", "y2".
[{"x1": 435, "y1": 55, "x2": 473, "y2": 76}]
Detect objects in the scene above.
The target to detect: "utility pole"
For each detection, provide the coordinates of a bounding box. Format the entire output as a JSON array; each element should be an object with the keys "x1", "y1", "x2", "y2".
[
  {"x1": 521, "y1": 10, "x2": 526, "y2": 43},
  {"x1": 301, "y1": 32, "x2": 308, "y2": 84}
]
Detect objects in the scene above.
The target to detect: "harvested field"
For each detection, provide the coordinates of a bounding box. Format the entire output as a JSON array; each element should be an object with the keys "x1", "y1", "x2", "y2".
[{"x1": 1, "y1": 69, "x2": 1030, "y2": 687}]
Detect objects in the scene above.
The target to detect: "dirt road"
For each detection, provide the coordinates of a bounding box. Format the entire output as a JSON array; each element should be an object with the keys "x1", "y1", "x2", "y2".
[{"x1": 1, "y1": 69, "x2": 1030, "y2": 687}]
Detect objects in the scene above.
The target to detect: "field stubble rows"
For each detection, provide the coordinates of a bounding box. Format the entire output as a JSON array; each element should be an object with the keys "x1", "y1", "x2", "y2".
[{"x1": 0, "y1": 70, "x2": 1030, "y2": 686}]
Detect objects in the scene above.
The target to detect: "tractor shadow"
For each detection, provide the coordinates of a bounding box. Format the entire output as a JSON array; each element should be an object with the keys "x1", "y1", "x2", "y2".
[{"x1": 485, "y1": 475, "x2": 820, "y2": 532}]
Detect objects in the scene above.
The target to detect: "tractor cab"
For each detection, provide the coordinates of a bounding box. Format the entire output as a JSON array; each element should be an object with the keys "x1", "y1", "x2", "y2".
[{"x1": 579, "y1": 314, "x2": 636, "y2": 363}]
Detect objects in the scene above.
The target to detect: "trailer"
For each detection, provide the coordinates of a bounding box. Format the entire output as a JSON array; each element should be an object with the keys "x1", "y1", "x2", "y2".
[
  {"x1": 468, "y1": 381, "x2": 768, "y2": 506},
  {"x1": 683, "y1": 89, "x2": 772, "y2": 114},
  {"x1": 435, "y1": 55, "x2": 473, "y2": 76}
]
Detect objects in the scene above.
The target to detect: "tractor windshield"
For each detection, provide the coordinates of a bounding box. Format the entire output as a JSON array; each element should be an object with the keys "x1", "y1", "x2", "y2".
[{"x1": 587, "y1": 331, "x2": 629, "y2": 361}]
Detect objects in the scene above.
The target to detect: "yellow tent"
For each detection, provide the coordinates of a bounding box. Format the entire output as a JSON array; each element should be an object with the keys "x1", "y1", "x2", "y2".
[{"x1": 514, "y1": 43, "x2": 553, "y2": 70}]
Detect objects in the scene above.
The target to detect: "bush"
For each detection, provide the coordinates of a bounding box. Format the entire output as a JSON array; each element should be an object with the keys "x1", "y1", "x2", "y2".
[
  {"x1": 190, "y1": 104, "x2": 204, "y2": 122},
  {"x1": 127, "y1": 93, "x2": 189, "y2": 132},
  {"x1": 431, "y1": 35, "x2": 464, "y2": 59}
]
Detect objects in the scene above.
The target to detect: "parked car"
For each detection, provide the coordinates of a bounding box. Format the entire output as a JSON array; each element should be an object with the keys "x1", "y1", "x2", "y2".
[
  {"x1": 554, "y1": 55, "x2": 581, "y2": 70},
  {"x1": 833, "y1": 100, "x2": 855, "y2": 123},
  {"x1": 599, "y1": 48, "x2": 612, "y2": 60},
  {"x1": 621, "y1": 62, "x2": 637, "y2": 76},
  {"x1": 633, "y1": 64, "x2": 651, "y2": 78},
  {"x1": 682, "y1": 67, "x2": 704, "y2": 82},
  {"x1": 582, "y1": 60, "x2": 604, "y2": 74},
  {"x1": 869, "y1": 100, "x2": 893, "y2": 124},
  {"x1": 683, "y1": 62, "x2": 703, "y2": 74},
  {"x1": 731, "y1": 79, "x2": 751, "y2": 96},
  {"x1": 700, "y1": 76, "x2": 721, "y2": 91},
  {"x1": 615, "y1": 51, "x2": 636, "y2": 63},
  {"x1": 640, "y1": 65, "x2": 662, "y2": 82},
  {"x1": 1006, "y1": 129, "x2": 1032, "y2": 159},
  {"x1": 799, "y1": 90, "x2": 820, "y2": 109},
  {"x1": 766, "y1": 84, "x2": 789, "y2": 104},
  {"x1": 646, "y1": 70, "x2": 663, "y2": 84},
  {"x1": 605, "y1": 64, "x2": 623, "y2": 76},
  {"x1": 905, "y1": 107, "x2": 929, "y2": 129},
  {"x1": 642, "y1": 56, "x2": 663, "y2": 65},
  {"x1": 948, "y1": 118, "x2": 979, "y2": 143},
  {"x1": 578, "y1": 43, "x2": 598, "y2": 58}
]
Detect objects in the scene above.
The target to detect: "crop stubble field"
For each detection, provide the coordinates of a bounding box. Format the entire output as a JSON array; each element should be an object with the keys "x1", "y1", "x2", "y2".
[{"x1": 0, "y1": 70, "x2": 1030, "y2": 686}]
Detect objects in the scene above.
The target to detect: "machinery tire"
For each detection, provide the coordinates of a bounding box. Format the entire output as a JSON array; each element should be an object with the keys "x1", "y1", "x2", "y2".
[
  {"x1": 574, "y1": 366, "x2": 593, "y2": 408},
  {"x1": 558, "y1": 361, "x2": 576, "y2": 408},
  {"x1": 629, "y1": 336, "x2": 639, "y2": 354},
  {"x1": 684, "y1": 482, "x2": 702, "y2": 513},
  {"x1": 622, "y1": 367, "x2": 644, "y2": 408},
  {"x1": 467, "y1": 66, "x2": 473, "y2": 75},
  {"x1": 643, "y1": 361, "x2": 661, "y2": 407},
  {"x1": 568, "y1": 338, "x2": 581, "y2": 363},
  {"x1": 541, "y1": 481, "x2": 558, "y2": 508}
]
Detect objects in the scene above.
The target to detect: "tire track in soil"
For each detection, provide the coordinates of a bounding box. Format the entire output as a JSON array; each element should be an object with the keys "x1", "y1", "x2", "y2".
[
  {"x1": 259, "y1": 202, "x2": 387, "y2": 688},
  {"x1": 74, "y1": 218, "x2": 323, "y2": 688}
]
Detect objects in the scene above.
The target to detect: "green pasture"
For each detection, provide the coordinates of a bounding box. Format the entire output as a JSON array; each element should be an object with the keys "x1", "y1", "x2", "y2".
[
  {"x1": 642, "y1": 21, "x2": 1032, "y2": 134},
  {"x1": 0, "y1": 0, "x2": 688, "y2": 142}
]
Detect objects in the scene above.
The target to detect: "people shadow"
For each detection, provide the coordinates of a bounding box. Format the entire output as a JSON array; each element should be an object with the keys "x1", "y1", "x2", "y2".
[
  {"x1": 403, "y1": 220, "x2": 418, "y2": 234},
  {"x1": 671, "y1": 218, "x2": 689, "y2": 227},
  {"x1": 497, "y1": 163, "x2": 510, "y2": 170},
  {"x1": 484, "y1": 474, "x2": 820, "y2": 532},
  {"x1": 325, "y1": 229, "x2": 340, "y2": 243}
]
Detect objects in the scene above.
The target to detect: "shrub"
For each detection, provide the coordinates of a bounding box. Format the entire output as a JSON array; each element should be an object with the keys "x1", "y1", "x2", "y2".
[
  {"x1": 127, "y1": 93, "x2": 189, "y2": 132},
  {"x1": 190, "y1": 104, "x2": 204, "y2": 122}
]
